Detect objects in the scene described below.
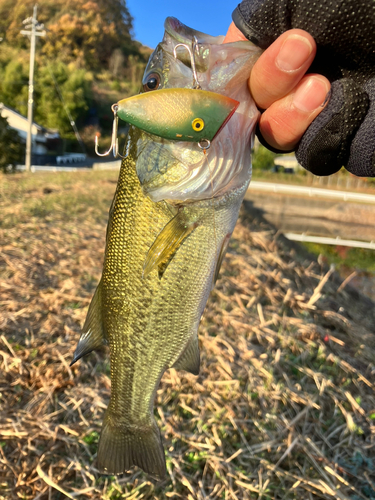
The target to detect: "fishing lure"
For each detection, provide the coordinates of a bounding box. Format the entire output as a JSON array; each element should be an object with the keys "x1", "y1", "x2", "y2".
[
  {"x1": 116, "y1": 88, "x2": 239, "y2": 145},
  {"x1": 95, "y1": 39, "x2": 239, "y2": 157}
]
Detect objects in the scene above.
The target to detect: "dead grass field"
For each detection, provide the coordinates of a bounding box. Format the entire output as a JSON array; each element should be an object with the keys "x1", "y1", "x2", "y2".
[{"x1": 0, "y1": 171, "x2": 374, "y2": 500}]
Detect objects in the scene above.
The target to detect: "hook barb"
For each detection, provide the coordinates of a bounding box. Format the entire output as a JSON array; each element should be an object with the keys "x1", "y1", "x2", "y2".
[
  {"x1": 95, "y1": 104, "x2": 126, "y2": 159},
  {"x1": 95, "y1": 134, "x2": 112, "y2": 157}
]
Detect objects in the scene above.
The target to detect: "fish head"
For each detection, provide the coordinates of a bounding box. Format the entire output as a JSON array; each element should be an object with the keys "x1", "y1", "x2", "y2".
[{"x1": 130, "y1": 17, "x2": 262, "y2": 204}]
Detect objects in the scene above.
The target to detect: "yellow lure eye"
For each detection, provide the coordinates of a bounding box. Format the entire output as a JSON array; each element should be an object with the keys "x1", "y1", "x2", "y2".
[{"x1": 192, "y1": 118, "x2": 205, "y2": 132}]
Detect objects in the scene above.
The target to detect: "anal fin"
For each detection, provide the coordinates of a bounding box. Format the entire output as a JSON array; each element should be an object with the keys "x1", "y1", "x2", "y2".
[
  {"x1": 172, "y1": 334, "x2": 200, "y2": 375},
  {"x1": 214, "y1": 233, "x2": 232, "y2": 284},
  {"x1": 70, "y1": 280, "x2": 106, "y2": 366},
  {"x1": 143, "y1": 209, "x2": 198, "y2": 278}
]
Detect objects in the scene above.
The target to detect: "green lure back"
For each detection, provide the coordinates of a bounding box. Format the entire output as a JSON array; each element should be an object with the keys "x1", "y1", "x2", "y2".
[{"x1": 116, "y1": 88, "x2": 239, "y2": 142}]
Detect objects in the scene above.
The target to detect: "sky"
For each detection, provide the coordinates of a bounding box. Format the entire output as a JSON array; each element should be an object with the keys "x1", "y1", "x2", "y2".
[{"x1": 126, "y1": 0, "x2": 237, "y2": 48}]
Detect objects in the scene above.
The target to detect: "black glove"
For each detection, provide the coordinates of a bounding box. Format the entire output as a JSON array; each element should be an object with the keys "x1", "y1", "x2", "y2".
[{"x1": 232, "y1": 0, "x2": 375, "y2": 177}]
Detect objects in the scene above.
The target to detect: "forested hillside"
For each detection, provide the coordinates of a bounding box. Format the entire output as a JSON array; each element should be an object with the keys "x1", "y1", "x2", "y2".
[{"x1": 0, "y1": 0, "x2": 151, "y2": 147}]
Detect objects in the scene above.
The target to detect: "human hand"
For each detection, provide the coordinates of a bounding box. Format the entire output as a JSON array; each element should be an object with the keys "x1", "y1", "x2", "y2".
[
  {"x1": 224, "y1": 24, "x2": 330, "y2": 155},
  {"x1": 227, "y1": 0, "x2": 375, "y2": 177}
]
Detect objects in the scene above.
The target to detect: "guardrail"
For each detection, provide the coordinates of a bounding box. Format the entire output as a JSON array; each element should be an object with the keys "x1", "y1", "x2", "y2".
[
  {"x1": 16, "y1": 160, "x2": 121, "y2": 172},
  {"x1": 250, "y1": 181, "x2": 375, "y2": 204},
  {"x1": 11, "y1": 166, "x2": 375, "y2": 249},
  {"x1": 285, "y1": 233, "x2": 375, "y2": 250}
]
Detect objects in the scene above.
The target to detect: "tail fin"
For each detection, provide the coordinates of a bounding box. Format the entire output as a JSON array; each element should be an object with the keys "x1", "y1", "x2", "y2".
[{"x1": 97, "y1": 414, "x2": 166, "y2": 479}]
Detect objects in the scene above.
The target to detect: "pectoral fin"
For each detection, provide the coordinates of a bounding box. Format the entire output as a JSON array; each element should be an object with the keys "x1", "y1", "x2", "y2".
[
  {"x1": 70, "y1": 280, "x2": 107, "y2": 366},
  {"x1": 143, "y1": 210, "x2": 198, "y2": 278},
  {"x1": 172, "y1": 334, "x2": 200, "y2": 375}
]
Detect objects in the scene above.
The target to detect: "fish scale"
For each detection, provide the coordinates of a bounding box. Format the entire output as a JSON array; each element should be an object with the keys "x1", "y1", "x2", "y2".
[
  {"x1": 72, "y1": 16, "x2": 260, "y2": 479},
  {"x1": 96, "y1": 137, "x2": 246, "y2": 476}
]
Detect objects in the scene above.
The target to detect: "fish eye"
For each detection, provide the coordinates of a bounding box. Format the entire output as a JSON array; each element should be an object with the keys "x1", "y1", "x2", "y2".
[
  {"x1": 192, "y1": 118, "x2": 205, "y2": 132},
  {"x1": 143, "y1": 73, "x2": 161, "y2": 92}
]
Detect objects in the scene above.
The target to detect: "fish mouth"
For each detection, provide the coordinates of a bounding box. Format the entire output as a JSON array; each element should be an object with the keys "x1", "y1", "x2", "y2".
[
  {"x1": 161, "y1": 17, "x2": 222, "y2": 75},
  {"x1": 135, "y1": 18, "x2": 261, "y2": 204},
  {"x1": 164, "y1": 17, "x2": 224, "y2": 46},
  {"x1": 162, "y1": 17, "x2": 254, "y2": 72}
]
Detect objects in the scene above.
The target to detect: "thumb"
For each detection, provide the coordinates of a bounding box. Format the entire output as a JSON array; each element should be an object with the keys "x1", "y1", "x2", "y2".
[{"x1": 223, "y1": 22, "x2": 248, "y2": 43}]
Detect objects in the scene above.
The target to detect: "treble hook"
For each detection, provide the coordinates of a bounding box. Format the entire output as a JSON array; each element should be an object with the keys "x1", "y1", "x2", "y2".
[
  {"x1": 173, "y1": 36, "x2": 201, "y2": 90},
  {"x1": 95, "y1": 104, "x2": 126, "y2": 159}
]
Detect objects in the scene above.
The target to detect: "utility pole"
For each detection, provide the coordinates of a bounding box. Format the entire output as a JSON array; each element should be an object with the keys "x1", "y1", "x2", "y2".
[{"x1": 21, "y1": 5, "x2": 45, "y2": 172}]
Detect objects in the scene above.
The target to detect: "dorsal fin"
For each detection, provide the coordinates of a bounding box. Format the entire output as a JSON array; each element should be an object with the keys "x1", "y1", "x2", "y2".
[
  {"x1": 70, "y1": 280, "x2": 107, "y2": 366},
  {"x1": 172, "y1": 334, "x2": 200, "y2": 375},
  {"x1": 143, "y1": 209, "x2": 198, "y2": 278}
]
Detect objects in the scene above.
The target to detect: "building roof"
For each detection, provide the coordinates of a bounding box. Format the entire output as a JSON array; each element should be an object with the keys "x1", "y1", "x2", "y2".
[{"x1": 0, "y1": 102, "x2": 60, "y2": 137}]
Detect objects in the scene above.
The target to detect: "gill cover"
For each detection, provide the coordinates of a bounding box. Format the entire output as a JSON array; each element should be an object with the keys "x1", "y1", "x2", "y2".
[{"x1": 116, "y1": 88, "x2": 239, "y2": 142}]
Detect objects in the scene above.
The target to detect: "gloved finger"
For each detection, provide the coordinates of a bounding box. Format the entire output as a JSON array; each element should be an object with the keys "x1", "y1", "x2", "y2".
[
  {"x1": 250, "y1": 29, "x2": 317, "y2": 110},
  {"x1": 258, "y1": 74, "x2": 331, "y2": 151},
  {"x1": 346, "y1": 79, "x2": 375, "y2": 177},
  {"x1": 296, "y1": 79, "x2": 370, "y2": 175}
]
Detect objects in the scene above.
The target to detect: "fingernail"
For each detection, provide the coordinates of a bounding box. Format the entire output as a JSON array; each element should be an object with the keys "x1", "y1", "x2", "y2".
[
  {"x1": 276, "y1": 35, "x2": 312, "y2": 72},
  {"x1": 293, "y1": 77, "x2": 330, "y2": 112}
]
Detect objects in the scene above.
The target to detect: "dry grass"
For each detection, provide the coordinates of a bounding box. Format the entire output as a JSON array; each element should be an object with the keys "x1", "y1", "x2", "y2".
[{"x1": 0, "y1": 171, "x2": 374, "y2": 500}]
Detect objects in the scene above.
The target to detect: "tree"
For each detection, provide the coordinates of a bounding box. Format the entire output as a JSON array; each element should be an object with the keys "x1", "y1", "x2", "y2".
[
  {"x1": 34, "y1": 62, "x2": 92, "y2": 135},
  {"x1": 0, "y1": 115, "x2": 24, "y2": 171},
  {"x1": 1, "y1": 0, "x2": 138, "y2": 70},
  {"x1": 0, "y1": 59, "x2": 29, "y2": 115},
  {"x1": 252, "y1": 144, "x2": 278, "y2": 170},
  {"x1": 0, "y1": 0, "x2": 146, "y2": 148}
]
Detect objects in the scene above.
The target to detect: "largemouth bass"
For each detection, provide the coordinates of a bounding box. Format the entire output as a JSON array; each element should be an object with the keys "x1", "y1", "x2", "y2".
[{"x1": 72, "y1": 17, "x2": 261, "y2": 478}]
